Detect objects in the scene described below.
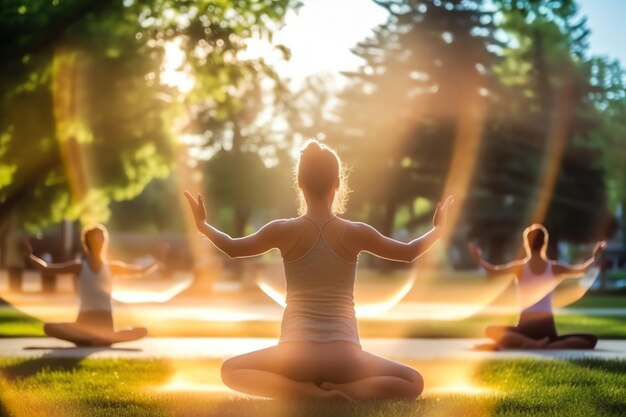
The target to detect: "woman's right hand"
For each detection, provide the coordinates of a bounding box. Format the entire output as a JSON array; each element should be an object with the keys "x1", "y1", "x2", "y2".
[
  {"x1": 183, "y1": 191, "x2": 207, "y2": 229},
  {"x1": 432, "y1": 196, "x2": 454, "y2": 229},
  {"x1": 468, "y1": 242, "x2": 483, "y2": 261}
]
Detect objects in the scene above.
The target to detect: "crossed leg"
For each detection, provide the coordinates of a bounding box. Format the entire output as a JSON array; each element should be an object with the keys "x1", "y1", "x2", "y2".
[
  {"x1": 221, "y1": 345, "x2": 348, "y2": 400},
  {"x1": 44, "y1": 322, "x2": 97, "y2": 346},
  {"x1": 486, "y1": 325, "x2": 598, "y2": 349},
  {"x1": 319, "y1": 350, "x2": 423, "y2": 400},
  {"x1": 220, "y1": 341, "x2": 422, "y2": 400},
  {"x1": 485, "y1": 325, "x2": 549, "y2": 349},
  {"x1": 547, "y1": 334, "x2": 597, "y2": 349},
  {"x1": 44, "y1": 323, "x2": 147, "y2": 346}
]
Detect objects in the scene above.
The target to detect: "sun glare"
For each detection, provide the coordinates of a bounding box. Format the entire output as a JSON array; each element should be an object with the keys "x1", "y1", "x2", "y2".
[
  {"x1": 426, "y1": 382, "x2": 497, "y2": 396},
  {"x1": 160, "y1": 38, "x2": 195, "y2": 94},
  {"x1": 111, "y1": 276, "x2": 193, "y2": 303}
]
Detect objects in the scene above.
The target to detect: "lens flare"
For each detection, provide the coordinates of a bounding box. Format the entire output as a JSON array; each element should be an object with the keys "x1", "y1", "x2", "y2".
[
  {"x1": 255, "y1": 274, "x2": 419, "y2": 318},
  {"x1": 553, "y1": 267, "x2": 600, "y2": 308},
  {"x1": 256, "y1": 269, "x2": 515, "y2": 320},
  {"x1": 153, "y1": 360, "x2": 243, "y2": 397},
  {"x1": 420, "y1": 359, "x2": 499, "y2": 401},
  {"x1": 111, "y1": 275, "x2": 193, "y2": 303},
  {"x1": 426, "y1": 382, "x2": 496, "y2": 396}
]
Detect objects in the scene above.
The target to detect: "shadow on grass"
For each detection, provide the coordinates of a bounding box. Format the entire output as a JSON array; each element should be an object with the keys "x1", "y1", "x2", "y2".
[
  {"x1": 23, "y1": 346, "x2": 141, "y2": 352},
  {"x1": 163, "y1": 396, "x2": 426, "y2": 417},
  {"x1": 1, "y1": 346, "x2": 140, "y2": 382}
]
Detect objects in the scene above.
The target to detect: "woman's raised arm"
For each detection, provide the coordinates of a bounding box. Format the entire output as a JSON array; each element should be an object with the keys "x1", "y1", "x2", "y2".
[
  {"x1": 184, "y1": 192, "x2": 292, "y2": 258},
  {"x1": 468, "y1": 242, "x2": 524, "y2": 278},
  {"x1": 552, "y1": 241, "x2": 606, "y2": 279},
  {"x1": 25, "y1": 241, "x2": 82, "y2": 275},
  {"x1": 346, "y1": 196, "x2": 453, "y2": 263}
]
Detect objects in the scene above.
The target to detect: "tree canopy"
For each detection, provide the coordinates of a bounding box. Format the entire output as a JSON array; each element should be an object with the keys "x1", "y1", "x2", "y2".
[{"x1": 0, "y1": 0, "x2": 296, "y2": 230}]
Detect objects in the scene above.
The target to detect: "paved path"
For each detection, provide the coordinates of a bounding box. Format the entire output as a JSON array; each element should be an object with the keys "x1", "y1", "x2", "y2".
[{"x1": 1, "y1": 337, "x2": 625, "y2": 360}]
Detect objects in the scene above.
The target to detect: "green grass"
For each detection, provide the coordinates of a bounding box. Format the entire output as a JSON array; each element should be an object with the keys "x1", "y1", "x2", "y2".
[
  {"x1": 0, "y1": 307, "x2": 43, "y2": 337},
  {"x1": 569, "y1": 294, "x2": 626, "y2": 309},
  {"x1": 1, "y1": 293, "x2": 624, "y2": 338},
  {"x1": 0, "y1": 357, "x2": 624, "y2": 417}
]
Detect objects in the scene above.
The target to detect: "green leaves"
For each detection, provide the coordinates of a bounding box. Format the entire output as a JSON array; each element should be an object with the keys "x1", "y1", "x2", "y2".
[{"x1": 0, "y1": 0, "x2": 297, "y2": 231}]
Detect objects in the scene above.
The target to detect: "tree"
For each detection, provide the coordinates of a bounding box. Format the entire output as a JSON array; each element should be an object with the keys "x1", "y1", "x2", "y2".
[
  {"x1": 0, "y1": 0, "x2": 296, "y2": 233},
  {"x1": 467, "y1": 0, "x2": 615, "y2": 260},
  {"x1": 204, "y1": 149, "x2": 293, "y2": 237},
  {"x1": 326, "y1": 0, "x2": 503, "y2": 238}
]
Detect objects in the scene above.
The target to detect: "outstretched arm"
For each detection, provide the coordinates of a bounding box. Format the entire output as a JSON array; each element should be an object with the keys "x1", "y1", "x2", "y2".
[
  {"x1": 25, "y1": 241, "x2": 82, "y2": 275},
  {"x1": 350, "y1": 196, "x2": 453, "y2": 263},
  {"x1": 468, "y1": 243, "x2": 523, "y2": 278},
  {"x1": 184, "y1": 192, "x2": 289, "y2": 258},
  {"x1": 109, "y1": 261, "x2": 159, "y2": 277},
  {"x1": 553, "y1": 241, "x2": 606, "y2": 279}
]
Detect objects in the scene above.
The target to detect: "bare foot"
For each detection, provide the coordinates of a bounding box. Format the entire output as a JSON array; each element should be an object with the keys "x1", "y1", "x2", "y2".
[
  {"x1": 323, "y1": 389, "x2": 353, "y2": 402},
  {"x1": 320, "y1": 382, "x2": 353, "y2": 401},
  {"x1": 473, "y1": 342, "x2": 500, "y2": 351}
]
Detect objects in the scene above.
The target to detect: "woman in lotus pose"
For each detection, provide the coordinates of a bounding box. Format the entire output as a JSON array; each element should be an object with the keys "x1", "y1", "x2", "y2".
[
  {"x1": 469, "y1": 224, "x2": 604, "y2": 349},
  {"x1": 185, "y1": 139, "x2": 453, "y2": 400},
  {"x1": 27, "y1": 224, "x2": 157, "y2": 346}
]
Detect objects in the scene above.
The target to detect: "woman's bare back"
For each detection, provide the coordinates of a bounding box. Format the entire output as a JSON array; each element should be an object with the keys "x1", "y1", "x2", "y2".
[{"x1": 282, "y1": 216, "x2": 356, "y2": 263}]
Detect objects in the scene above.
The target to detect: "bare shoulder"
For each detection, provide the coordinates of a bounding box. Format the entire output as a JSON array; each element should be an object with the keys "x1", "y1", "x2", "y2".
[
  {"x1": 338, "y1": 220, "x2": 382, "y2": 244},
  {"x1": 507, "y1": 259, "x2": 527, "y2": 278},
  {"x1": 342, "y1": 220, "x2": 376, "y2": 233},
  {"x1": 261, "y1": 218, "x2": 296, "y2": 234},
  {"x1": 265, "y1": 218, "x2": 294, "y2": 228}
]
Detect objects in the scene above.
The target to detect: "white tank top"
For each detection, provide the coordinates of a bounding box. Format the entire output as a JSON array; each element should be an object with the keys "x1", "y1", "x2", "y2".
[
  {"x1": 279, "y1": 217, "x2": 360, "y2": 346},
  {"x1": 516, "y1": 262, "x2": 556, "y2": 314},
  {"x1": 77, "y1": 260, "x2": 113, "y2": 312}
]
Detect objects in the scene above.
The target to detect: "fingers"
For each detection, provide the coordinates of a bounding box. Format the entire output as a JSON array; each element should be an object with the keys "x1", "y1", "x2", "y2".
[
  {"x1": 198, "y1": 193, "x2": 206, "y2": 212},
  {"x1": 436, "y1": 195, "x2": 455, "y2": 213},
  {"x1": 183, "y1": 191, "x2": 196, "y2": 207},
  {"x1": 468, "y1": 242, "x2": 481, "y2": 255}
]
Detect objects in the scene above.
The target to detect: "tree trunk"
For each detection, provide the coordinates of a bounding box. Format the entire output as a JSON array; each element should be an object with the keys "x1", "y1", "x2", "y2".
[
  {"x1": 380, "y1": 200, "x2": 398, "y2": 238},
  {"x1": 4, "y1": 212, "x2": 24, "y2": 293},
  {"x1": 234, "y1": 207, "x2": 250, "y2": 238},
  {"x1": 488, "y1": 235, "x2": 509, "y2": 264},
  {"x1": 377, "y1": 200, "x2": 398, "y2": 270},
  {"x1": 61, "y1": 219, "x2": 74, "y2": 261}
]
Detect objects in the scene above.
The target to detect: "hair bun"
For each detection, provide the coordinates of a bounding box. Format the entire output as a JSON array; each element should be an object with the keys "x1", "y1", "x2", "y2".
[{"x1": 301, "y1": 139, "x2": 324, "y2": 155}]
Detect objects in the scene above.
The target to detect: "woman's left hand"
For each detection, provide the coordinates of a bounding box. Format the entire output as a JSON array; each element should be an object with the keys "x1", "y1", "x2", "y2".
[
  {"x1": 184, "y1": 191, "x2": 208, "y2": 229},
  {"x1": 433, "y1": 196, "x2": 454, "y2": 229},
  {"x1": 593, "y1": 241, "x2": 607, "y2": 263}
]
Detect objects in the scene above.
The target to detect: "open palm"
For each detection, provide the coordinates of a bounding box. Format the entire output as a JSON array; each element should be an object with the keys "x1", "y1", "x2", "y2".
[
  {"x1": 433, "y1": 196, "x2": 454, "y2": 228},
  {"x1": 593, "y1": 241, "x2": 607, "y2": 263},
  {"x1": 183, "y1": 192, "x2": 207, "y2": 227}
]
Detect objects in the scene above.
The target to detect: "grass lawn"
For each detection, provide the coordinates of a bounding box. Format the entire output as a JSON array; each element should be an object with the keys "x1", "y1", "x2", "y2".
[
  {"x1": 0, "y1": 357, "x2": 624, "y2": 417},
  {"x1": 0, "y1": 307, "x2": 42, "y2": 337},
  {"x1": 1, "y1": 292, "x2": 625, "y2": 338}
]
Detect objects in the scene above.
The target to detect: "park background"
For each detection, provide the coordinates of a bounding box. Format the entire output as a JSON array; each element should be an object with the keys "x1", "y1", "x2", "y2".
[{"x1": 0, "y1": 1, "x2": 626, "y2": 416}]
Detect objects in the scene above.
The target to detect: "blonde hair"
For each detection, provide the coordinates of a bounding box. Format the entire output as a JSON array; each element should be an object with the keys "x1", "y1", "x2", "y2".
[{"x1": 294, "y1": 139, "x2": 349, "y2": 215}]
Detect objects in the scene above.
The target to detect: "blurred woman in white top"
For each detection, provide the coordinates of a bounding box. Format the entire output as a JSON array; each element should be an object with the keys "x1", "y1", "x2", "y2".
[{"x1": 27, "y1": 224, "x2": 158, "y2": 346}]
